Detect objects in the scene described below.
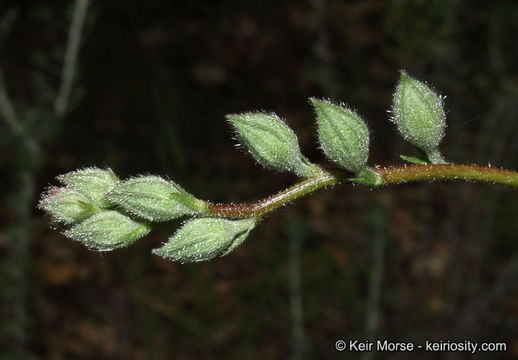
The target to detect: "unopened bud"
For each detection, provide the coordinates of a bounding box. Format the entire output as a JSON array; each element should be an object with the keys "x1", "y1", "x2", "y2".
[
  {"x1": 153, "y1": 217, "x2": 256, "y2": 263},
  {"x1": 65, "y1": 210, "x2": 151, "y2": 250},
  {"x1": 39, "y1": 187, "x2": 98, "y2": 224},
  {"x1": 57, "y1": 167, "x2": 118, "y2": 207},
  {"x1": 106, "y1": 176, "x2": 208, "y2": 222},
  {"x1": 227, "y1": 112, "x2": 320, "y2": 178},
  {"x1": 311, "y1": 98, "x2": 370, "y2": 173},
  {"x1": 391, "y1": 71, "x2": 446, "y2": 163}
]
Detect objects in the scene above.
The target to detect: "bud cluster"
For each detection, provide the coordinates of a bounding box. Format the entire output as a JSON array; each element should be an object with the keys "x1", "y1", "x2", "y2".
[
  {"x1": 40, "y1": 70, "x2": 452, "y2": 264},
  {"x1": 39, "y1": 167, "x2": 257, "y2": 262}
]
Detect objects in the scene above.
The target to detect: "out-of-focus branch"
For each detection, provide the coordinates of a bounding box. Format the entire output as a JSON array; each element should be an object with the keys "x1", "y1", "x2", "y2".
[
  {"x1": 0, "y1": 68, "x2": 38, "y2": 154},
  {"x1": 54, "y1": 0, "x2": 90, "y2": 118}
]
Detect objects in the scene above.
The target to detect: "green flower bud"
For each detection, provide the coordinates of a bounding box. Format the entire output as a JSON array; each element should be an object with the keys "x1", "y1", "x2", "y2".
[
  {"x1": 57, "y1": 167, "x2": 119, "y2": 207},
  {"x1": 106, "y1": 176, "x2": 208, "y2": 222},
  {"x1": 65, "y1": 210, "x2": 151, "y2": 250},
  {"x1": 392, "y1": 71, "x2": 446, "y2": 163},
  {"x1": 38, "y1": 187, "x2": 98, "y2": 224},
  {"x1": 227, "y1": 112, "x2": 320, "y2": 178},
  {"x1": 311, "y1": 98, "x2": 370, "y2": 173},
  {"x1": 153, "y1": 217, "x2": 256, "y2": 263}
]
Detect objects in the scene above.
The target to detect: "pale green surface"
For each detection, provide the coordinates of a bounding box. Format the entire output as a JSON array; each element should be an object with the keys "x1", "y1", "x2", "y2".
[
  {"x1": 39, "y1": 187, "x2": 98, "y2": 224},
  {"x1": 392, "y1": 72, "x2": 446, "y2": 153},
  {"x1": 65, "y1": 210, "x2": 151, "y2": 250},
  {"x1": 153, "y1": 217, "x2": 256, "y2": 263},
  {"x1": 57, "y1": 167, "x2": 119, "y2": 207},
  {"x1": 106, "y1": 175, "x2": 206, "y2": 222},
  {"x1": 228, "y1": 112, "x2": 319, "y2": 178},
  {"x1": 311, "y1": 99, "x2": 370, "y2": 172}
]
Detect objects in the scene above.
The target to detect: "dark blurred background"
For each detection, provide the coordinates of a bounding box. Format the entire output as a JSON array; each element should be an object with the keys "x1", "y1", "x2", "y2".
[{"x1": 1, "y1": 0, "x2": 518, "y2": 359}]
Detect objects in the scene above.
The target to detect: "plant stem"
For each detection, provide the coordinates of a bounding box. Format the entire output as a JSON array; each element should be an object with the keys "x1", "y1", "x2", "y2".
[
  {"x1": 376, "y1": 164, "x2": 518, "y2": 187},
  {"x1": 207, "y1": 164, "x2": 518, "y2": 218},
  {"x1": 208, "y1": 172, "x2": 337, "y2": 218}
]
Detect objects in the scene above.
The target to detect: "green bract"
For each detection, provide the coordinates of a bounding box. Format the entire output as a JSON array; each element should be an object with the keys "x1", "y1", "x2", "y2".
[
  {"x1": 227, "y1": 112, "x2": 320, "y2": 178},
  {"x1": 392, "y1": 71, "x2": 446, "y2": 163},
  {"x1": 153, "y1": 217, "x2": 257, "y2": 263},
  {"x1": 57, "y1": 167, "x2": 119, "y2": 207},
  {"x1": 106, "y1": 176, "x2": 208, "y2": 222},
  {"x1": 311, "y1": 98, "x2": 370, "y2": 173},
  {"x1": 65, "y1": 210, "x2": 151, "y2": 250},
  {"x1": 38, "y1": 187, "x2": 98, "y2": 224}
]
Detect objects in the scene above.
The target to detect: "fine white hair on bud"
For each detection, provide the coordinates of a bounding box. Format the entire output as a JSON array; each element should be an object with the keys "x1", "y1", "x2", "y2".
[
  {"x1": 391, "y1": 71, "x2": 447, "y2": 163},
  {"x1": 105, "y1": 175, "x2": 208, "y2": 222},
  {"x1": 57, "y1": 167, "x2": 119, "y2": 207},
  {"x1": 38, "y1": 186, "x2": 98, "y2": 224},
  {"x1": 64, "y1": 210, "x2": 151, "y2": 251},
  {"x1": 310, "y1": 98, "x2": 370, "y2": 173},
  {"x1": 153, "y1": 217, "x2": 257, "y2": 263},
  {"x1": 227, "y1": 112, "x2": 320, "y2": 178}
]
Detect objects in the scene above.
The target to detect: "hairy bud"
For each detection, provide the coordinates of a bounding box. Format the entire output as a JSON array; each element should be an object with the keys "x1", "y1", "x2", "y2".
[
  {"x1": 39, "y1": 187, "x2": 98, "y2": 224},
  {"x1": 391, "y1": 71, "x2": 446, "y2": 163},
  {"x1": 153, "y1": 217, "x2": 256, "y2": 263},
  {"x1": 106, "y1": 176, "x2": 208, "y2": 222},
  {"x1": 227, "y1": 112, "x2": 320, "y2": 178},
  {"x1": 64, "y1": 210, "x2": 151, "y2": 250},
  {"x1": 57, "y1": 167, "x2": 119, "y2": 207},
  {"x1": 311, "y1": 98, "x2": 370, "y2": 173}
]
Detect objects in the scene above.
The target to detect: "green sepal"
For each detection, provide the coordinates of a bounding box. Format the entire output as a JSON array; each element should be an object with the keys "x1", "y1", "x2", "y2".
[
  {"x1": 106, "y1": 175, "x2": 208, "y2": 222},
  {"x1": 38, "y1": 187, "x2": 99, "y2": 224},
  {"x1": 57, "y1": 167, "x2": 119, "y2": 207},
  {"x1": 153, "y1": 217, "x2": 257, "y2": 263},
  {"x1": 64, "y1": 210, "x2": 151, "y2": 251},
  {"x1": 227, "y1": 112, "x2": 320, "y2": 178},
  {"x1": 310, "y1": 98, "x2": 370, "y2": 173}
]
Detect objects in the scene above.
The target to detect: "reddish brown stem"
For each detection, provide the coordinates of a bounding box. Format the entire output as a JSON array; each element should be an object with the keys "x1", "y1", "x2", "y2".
[{"x1": 206, "y1": 164, "x2": 518, "y2": 219}]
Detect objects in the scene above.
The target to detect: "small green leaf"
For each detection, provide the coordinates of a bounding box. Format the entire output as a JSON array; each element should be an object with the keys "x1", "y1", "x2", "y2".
[
  {"x1": 57, "y1": 167, "x2": 119, "y2": 207},
  {"x1": 400, "y1": 154, "x2": 428, "y2": 165},
  {"x1": 153, "y1": 217, "x2": 257, "y2": 263},
  {"x1": 311, "y1": 98, "x2": 370, "y2": 173},
  {"x1": 350, "y1": 168, "x2": 385, "y2": 186},
  {"x1": 106, "y1": 176, "x2": 208, "y2": 222},
  {"x1": 65, "y1": 210, "x2": 151, "y2": 250},
  {"x1": 38, "y1": 187, "x2": 98, "y2": 224},
  {"x1": 391, "y1": 71, "x2": 447, "y2": 163},
  {"x1": 227, "y1": 112, "x2": 320, "y2": 178}
]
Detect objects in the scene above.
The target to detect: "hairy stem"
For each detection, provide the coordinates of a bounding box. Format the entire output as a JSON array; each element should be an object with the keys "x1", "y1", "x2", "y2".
[
  {"x1": 208, "y1": 171, "x2": 336, "y2": 218},
  {"x1": 376, "y1": 164, "x2": 518, "y2": 187},
  {"x1": 207, "y1": 164, "x2": 518, "y2": 218}
]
